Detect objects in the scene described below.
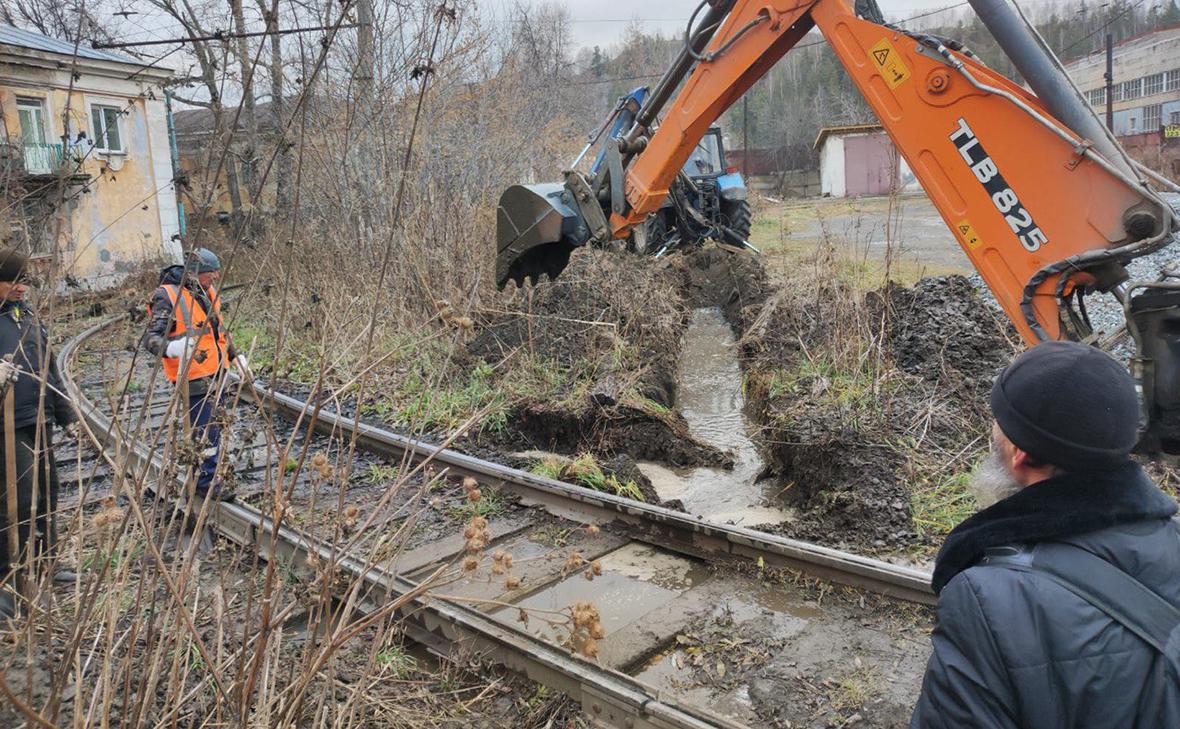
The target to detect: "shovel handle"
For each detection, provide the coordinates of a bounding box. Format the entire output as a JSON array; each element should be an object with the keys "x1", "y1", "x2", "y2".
[{"x1": 4, "y1": 387, "x2": 17, "y2": 575}]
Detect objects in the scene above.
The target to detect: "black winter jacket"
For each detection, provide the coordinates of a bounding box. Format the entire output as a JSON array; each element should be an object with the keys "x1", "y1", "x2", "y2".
[
  {"x1": 912, "y1": 463, "x2": 1180, "y2": 729},
  {"x1": 0, "y1": 301, "x2": 75, "y2": 429},
  {"x1": 141, "y1": 265, "x2": 236, "y2": 395}
]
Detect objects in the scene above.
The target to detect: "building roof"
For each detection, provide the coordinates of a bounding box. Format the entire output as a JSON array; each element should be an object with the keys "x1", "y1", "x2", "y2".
[
  {"x1": 813, "y1": 124, "x2": 884, "y2": 150},
  {"x1": 172, "y1": 101, "x2": 284, "y2": 138},
  {"x1": 0, "y1": 24, "x2": 144, "y2": 66},
  {"x1": 1063, "y1": 22, "x2": 1180, "y2": 71}
]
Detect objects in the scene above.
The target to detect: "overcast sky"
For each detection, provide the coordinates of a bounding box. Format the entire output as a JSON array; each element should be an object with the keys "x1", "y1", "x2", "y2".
[{"x1": 560, "y1": 0, "x2": 982, "y2": 51}]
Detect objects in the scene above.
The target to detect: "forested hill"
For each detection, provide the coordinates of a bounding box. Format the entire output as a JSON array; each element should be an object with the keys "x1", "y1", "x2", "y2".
[{"x1": 573, "y1": 0, "x2": 1180, "y2": 170}]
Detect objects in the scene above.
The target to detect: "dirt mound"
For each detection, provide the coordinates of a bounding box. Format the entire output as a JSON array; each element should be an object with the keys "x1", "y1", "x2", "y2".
[
  {"x1": 470, "y1": 248, "x2": 685, "y2": 405},
  {"x1": 673, "y1": 247, "x2": 770, "y2": 324},
  {"x1": 469, "y1": 247, "x2": 731, "y2": 473},
  {"x1": 879, "y1": 275, "x2": 1018, "y2": 402},
  {"x1": 506, "y1": 402, "x2": 731, "y2": 469},
  {"x1": 736, "y1": 270, "x2": 1014, "y2": 555}
]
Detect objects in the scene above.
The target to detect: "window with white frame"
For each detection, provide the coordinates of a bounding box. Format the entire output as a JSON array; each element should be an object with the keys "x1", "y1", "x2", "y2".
[
  {"x1": 1123, "y1": 78, "x2": 1143, "y2": 100},
  {"x1": 1129, "y1": 116, "x2": 1139, "y2": 133},
  {"x1": 1144, "y1": 104, "x2": 1162, "y2": 131},
  {"x1": 1089, "y1": 88, "x2": 1107, "y2": 106},
  {"x1": 1112, "y1": 83, "x2": 1124, "y2": 102},
  {"x1": 1145, "y1": 73, "x2": 1165, "y2": 96},
  {"x1": 1167, "y1": 69, "x2": 1180, "y2": 92},
  {"x1": 90, "y1": 104, "x2": 124, "y2": 153},
  {"x1": 1171, "y1": 110, "x2": 1180, "y2": 125}
]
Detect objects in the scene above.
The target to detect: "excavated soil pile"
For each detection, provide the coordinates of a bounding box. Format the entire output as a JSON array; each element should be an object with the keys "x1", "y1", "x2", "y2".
[
  {"x1": 731, "y1": 267, "x2": 1018, "y2": 554},
  {"x1": 470, "y1": 248, "x2": 728, "y2": 469},
  {"x1": 878, "y1": 275, "x2": 1018, "y2": 409}
]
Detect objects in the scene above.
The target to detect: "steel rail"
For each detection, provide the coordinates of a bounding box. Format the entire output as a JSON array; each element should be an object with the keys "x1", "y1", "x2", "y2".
[
  {"x1": 58, "y1": 313, "x2": 746, "y2": 729},
  {"x1": 247, "y1": 383, "x2": 937, "y2": 605}
]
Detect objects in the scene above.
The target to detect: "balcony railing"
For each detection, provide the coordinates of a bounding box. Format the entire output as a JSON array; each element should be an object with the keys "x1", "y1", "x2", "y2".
[{"x1": 22, "y1": 143, "x2": 65, "y2": 175}]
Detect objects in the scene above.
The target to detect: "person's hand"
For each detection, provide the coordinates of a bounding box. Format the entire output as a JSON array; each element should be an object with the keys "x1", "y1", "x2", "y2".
[
  {"x1": 0, "y1": 356, "x2": 17, "y2": 385},
  {"x1": 164, "y1": 336, "x2": 197, "y2": 359},
  {"x1": 233, "y1": 354, "x2": 251, "y2": 379}
]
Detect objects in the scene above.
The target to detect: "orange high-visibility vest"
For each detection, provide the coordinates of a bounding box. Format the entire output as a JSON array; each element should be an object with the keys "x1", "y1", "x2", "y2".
[{"x1": 151, "y1": 284, "x2": 229, "y2": 382}]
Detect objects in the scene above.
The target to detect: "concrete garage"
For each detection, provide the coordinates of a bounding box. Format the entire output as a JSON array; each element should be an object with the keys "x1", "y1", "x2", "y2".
[{"x1": 816, "y1": 124, "x2": 922, "y2": 198}]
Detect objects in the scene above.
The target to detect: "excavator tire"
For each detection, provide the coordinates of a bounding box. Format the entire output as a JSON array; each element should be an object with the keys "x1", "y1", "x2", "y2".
[{"x1": 723, "y1": 198, "x2": 752, "y2": 243}]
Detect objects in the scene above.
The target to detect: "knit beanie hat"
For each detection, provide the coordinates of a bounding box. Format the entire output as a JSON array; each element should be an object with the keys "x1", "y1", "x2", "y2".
[
  {"x1": 990, "y1": 341, "x2": 1140, "y2": 470},
  {"x1": 0, "y1": 247, "x2": 28, "y2": 283},
  {"x1": 189, "y1": 248, "x2": 221, "y2": 273}
]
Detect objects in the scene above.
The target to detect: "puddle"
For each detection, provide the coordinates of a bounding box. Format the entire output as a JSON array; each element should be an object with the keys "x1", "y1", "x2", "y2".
[
  {"x1": 634, "y1": 649, "x2": 757, "y2": 723},
  {"x1": 631, "y1": 581, "x2": 930, "y2": 726},
  {"x1": 640, "y1": 308, "x2": 793, "y2": 526}
]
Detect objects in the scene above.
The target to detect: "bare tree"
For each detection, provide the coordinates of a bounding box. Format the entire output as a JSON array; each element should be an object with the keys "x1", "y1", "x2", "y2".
[{"x1": 230, "y1": 0, "x2": 261, "y2": 200}]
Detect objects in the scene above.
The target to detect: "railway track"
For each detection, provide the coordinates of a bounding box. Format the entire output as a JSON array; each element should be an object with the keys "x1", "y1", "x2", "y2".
[{"x1": 59, "y1": 311, "x2": 937, "y2": 728}]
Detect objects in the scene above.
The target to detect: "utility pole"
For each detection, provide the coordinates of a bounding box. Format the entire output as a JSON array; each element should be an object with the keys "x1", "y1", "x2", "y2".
[
  {"x1": 1105, "y1": 33, "x2": 1114, "y2": 132},
  {"x1": 742, "y1": 94, "x2": 749, "y2": 176}
]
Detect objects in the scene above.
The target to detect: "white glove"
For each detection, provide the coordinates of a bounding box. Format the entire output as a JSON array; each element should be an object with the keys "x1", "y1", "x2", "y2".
[
  {"x1": 233, "y1": 354, "x2": 251, "y2": 377},
  {"x1": 0, "y1": 358, "x2": 17, "y2": 384},
  {"x1": 165, "y1": 337, "x2": 196, "y2": 359}
]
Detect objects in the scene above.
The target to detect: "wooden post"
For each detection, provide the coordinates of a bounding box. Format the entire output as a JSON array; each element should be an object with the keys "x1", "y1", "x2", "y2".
[{"x1": 4, "y1": 386, "x2": 17, "y2": 583}]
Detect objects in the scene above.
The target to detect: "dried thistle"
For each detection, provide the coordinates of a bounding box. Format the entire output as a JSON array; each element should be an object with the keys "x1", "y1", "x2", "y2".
[
  {"x1": 586, "y1": 524, "x2": 601, "y2": 536},
  {"x1": 463, "y1": 556, "x2": 479, "y2": 572},
  {"x1": 580, "y1": 639, "x2": 598, "y2": 658},
  {"x1": 506, "y1": 575, "x2": 521, "y2": 589},
  {"x1": 563, "y1": 551, "x2": 585, "y2": 574}
]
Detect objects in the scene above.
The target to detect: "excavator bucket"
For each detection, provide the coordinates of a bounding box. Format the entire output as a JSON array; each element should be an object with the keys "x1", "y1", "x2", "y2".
[{"x1": 495, "y1": 183, "x2": 589, "y2": 289}]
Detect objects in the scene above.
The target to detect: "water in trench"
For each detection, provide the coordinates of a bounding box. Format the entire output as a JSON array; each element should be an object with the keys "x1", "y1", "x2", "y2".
[{"x1": 638, "y1": 308, "x2": 793, "y2": 526}]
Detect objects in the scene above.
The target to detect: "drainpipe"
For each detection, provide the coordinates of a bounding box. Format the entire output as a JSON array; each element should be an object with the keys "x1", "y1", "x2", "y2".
[{"x1": 164, "y1": 89, "x2": 186, "y2": 238}]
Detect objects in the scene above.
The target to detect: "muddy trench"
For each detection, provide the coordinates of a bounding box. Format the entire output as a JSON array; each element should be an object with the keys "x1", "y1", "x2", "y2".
[
  {"x1": 669, "y1": 248, "x2": 1016, "y2": 558},
  {"x1": 638, "y1": 306, "x2": 792, "y2": 526}
]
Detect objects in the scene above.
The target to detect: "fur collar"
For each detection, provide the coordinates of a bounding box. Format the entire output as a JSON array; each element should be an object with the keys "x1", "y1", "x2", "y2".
[{"x1": 932, "y1": 461, "x2": 1177, "y2": 593}]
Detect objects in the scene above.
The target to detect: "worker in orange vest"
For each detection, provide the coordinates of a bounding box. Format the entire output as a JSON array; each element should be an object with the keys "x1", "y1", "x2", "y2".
[{"x1": 141, "y1": 248, "x2": 247, "y2": 500}]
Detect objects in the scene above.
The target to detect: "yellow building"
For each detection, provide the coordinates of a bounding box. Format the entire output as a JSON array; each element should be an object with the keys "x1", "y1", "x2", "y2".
[{"x1": 0, "y1": 25, "x2": 182, "y2": 288}]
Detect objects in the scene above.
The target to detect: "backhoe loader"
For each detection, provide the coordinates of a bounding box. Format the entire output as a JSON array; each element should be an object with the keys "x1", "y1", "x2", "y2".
[{"x1": 495, "y1": 0, "x2": 1180, "y2": 458}]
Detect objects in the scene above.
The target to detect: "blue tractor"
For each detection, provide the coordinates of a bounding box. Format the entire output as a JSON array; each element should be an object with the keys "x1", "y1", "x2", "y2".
[{"x1": 588, "y1": 88, "x2": 753, "y2": 257}]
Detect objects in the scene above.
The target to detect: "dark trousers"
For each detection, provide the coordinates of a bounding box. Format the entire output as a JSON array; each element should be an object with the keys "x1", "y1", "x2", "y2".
[
  {"x1": 188, "y1": 391, "x2": 221, "y2": 493},
  {"x1": 0, "y1": 425, "x2": 59, "y2": 583}
]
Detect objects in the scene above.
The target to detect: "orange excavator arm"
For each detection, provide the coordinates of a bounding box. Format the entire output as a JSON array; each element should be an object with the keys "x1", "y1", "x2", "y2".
[
  {"x1": 614, "y1": 0, "x2": 1166, "y2": 344},
  {"x1": 494, "y1": 0, "x2": 1180, "y2": 455}
]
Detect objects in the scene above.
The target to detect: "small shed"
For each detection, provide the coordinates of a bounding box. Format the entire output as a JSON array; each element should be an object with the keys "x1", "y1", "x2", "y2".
[{"x1": 815, "y1": 124, "x2": 904, "y2": 198}]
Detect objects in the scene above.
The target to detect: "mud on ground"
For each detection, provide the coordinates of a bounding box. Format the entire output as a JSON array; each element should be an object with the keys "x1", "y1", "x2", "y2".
[{"x1": 684, "y1": 247, "x2": 1018, "y2": 557}]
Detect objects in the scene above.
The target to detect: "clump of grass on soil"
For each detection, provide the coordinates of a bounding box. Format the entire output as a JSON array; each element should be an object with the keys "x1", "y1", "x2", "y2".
[{"x1": 531, "y1": 453, "x2": 646, "y2": 502}]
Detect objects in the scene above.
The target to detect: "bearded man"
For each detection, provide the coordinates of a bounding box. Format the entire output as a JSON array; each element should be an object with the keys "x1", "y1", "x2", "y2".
[{"x1": 911, "y1": 341, "x2": 1180, "y2": 729}]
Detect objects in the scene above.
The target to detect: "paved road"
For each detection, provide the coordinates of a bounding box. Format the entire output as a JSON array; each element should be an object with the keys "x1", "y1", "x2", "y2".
[{"x1": 754, "y1": 194, "x2": 974, "y2": 274}]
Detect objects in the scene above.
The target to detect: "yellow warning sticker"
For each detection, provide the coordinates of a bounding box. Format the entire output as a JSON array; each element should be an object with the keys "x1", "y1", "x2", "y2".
[
  {"x1": 955, "y1": 219, "x2": 983, "y2": 249},
  {"x1": 869, "y1": 37, "x2": 911, "y2": 89}
]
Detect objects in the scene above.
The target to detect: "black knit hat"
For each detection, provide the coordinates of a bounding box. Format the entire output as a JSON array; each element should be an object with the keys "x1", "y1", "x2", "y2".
[
  {"x1": 990, "y1": 341, "x2": 1140, "y2": 470},
  {"x1": 0, "y1": 247, "x2": 28, "y2": 283}
]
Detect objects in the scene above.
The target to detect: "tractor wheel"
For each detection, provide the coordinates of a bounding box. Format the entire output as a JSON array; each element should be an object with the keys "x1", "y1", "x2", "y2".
[
  {"x1": 723, "y1": 198, "x2": 752, "y2": 243},
  {"x1": 639, "y1": 211, "x2": 672, "y2": 255}
]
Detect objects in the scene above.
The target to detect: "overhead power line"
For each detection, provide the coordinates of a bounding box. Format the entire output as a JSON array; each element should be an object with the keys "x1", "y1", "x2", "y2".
[
  {"x1": 1060, "y1": 0, "x2": 1153, "y2": 55},
  {"x1": 93, "y1": 23, "x2": 359, "y2": 49}
]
